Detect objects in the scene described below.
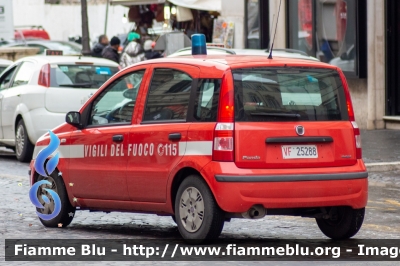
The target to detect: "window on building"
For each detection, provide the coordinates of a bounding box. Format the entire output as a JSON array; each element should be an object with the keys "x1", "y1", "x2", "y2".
[
  {"x1": 287, "y1": 0, "x2": 366, "y2": 78},
  {"x1": 245, "y1": 0, "x2": 269, "y2": 49}
]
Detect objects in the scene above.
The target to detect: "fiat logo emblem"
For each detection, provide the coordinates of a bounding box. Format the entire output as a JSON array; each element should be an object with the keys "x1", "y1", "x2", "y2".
[{"x1": 295, "y1": 125, "x2": 305, "y2": 136}]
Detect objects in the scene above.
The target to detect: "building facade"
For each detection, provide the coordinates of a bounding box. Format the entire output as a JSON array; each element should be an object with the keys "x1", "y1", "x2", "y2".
[
  {"x1": 223, "y1": 0, "x2": 399, "y2": 130},
  {"x1": 12, "y1": 0, "x2": 132, "y2": 44}
]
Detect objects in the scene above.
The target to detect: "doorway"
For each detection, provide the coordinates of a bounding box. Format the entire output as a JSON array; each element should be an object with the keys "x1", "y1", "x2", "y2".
[{"x1": 387, "y1": 0, "x2": 400, "y2": 115}]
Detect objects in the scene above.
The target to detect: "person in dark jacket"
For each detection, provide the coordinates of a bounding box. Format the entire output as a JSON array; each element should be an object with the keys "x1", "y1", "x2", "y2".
[
  {"x1": 102, "y1": 36, "x2": 120, "y2": 63},
  {"x1": 91, "y1": 35, "x2": 109, "y2": 57}
]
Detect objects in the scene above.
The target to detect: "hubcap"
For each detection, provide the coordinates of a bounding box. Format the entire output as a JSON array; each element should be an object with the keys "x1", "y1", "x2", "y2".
[
  {"x1": 15, "y1": 124, "x2": 25, "y2": 157},
  {"x1": 179, "y1": 187, "x2": 205, "y2": 233},
  {"x1": 36, "y1": 176, "x2": 58, "y2": 215}
]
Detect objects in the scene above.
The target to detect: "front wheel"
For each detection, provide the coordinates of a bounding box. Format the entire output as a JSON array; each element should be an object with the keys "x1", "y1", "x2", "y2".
[
  {"x1": 174, "y1": 175, "x2": 225, "y2": 244},
  {"x1": 35, "y1": 171, "x2": 76, "y2": 228},
  {"x1": 15, "y1": 119, "x2": 34, "y2": 162},
  {"x1": 316, "y1": 207, "x2": 365, "y2": 240}
]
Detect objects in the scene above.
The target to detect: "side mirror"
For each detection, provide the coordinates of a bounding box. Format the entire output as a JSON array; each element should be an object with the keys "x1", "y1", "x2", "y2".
[
  {"x1": 66, "y1": 111, "x2": 82, "y2": 128},
  {"x1": 340, "y1": 52, "x2": 348, "y2": 60}
]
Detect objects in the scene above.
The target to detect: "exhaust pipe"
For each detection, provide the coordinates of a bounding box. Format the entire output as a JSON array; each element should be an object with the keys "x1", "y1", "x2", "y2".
[{"x1": 241, "y1": 205, "x2": 266, "y2": 219}]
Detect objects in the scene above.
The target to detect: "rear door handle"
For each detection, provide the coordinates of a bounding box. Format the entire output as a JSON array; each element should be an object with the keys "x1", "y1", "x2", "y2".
[
  {"x1": 168, "y1": 133, "x2": 181, "y2": 140},
  {"x1": 112, "y1": 135, "x2": 124, "y2": 142}
]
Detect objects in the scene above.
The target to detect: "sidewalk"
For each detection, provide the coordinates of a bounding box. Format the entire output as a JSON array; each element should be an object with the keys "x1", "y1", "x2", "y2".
[
  {"x1": 361, "y1": 129, "x2": 400, "y2": 172},
  {"x1": 1, "y1": 129, "x2": 400, "y2": 172}
]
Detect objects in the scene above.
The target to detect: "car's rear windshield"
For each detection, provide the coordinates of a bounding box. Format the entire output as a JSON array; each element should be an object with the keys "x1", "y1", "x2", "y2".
[
  {"x1": 232, "y1": 67, "x2": 348, "y2": 122},
  {"x1": 50, "y1": 64, "x2": 119, "y2": 89}
]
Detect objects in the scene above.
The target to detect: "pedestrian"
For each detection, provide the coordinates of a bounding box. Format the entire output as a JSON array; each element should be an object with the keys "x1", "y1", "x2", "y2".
[
  {"x1": 102, "y1": 36, "x2": 120, "y2": 63},
  {"x1": 119, "y1": 32, "x2": 145, "y2": 69},
  {"x1": 144, "y1": 39, "x2": 162, "y2": 60},
  {"x1": 91, "y1": 35, "x2": 109, "y2": 58}
]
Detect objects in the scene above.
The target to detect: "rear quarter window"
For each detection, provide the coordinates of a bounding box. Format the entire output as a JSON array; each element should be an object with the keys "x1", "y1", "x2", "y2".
[
  {"x1": 192, "y1": 79, "x2": 221, "y2": 122},
  {"x1": 50, "y1": 64, "x2": 118, "y2": 89},
  {"x1": 233, "y1": 68, "x2": 349, "y2": 122}
]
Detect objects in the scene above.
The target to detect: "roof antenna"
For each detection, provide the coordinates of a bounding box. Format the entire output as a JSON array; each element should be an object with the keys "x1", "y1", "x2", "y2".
[
  {"x1": 268, "y1": 0, "x2": 282, "y2": 59},
  {"x1": 268, "y1": 14, "x2": 275, "y2": 50}
]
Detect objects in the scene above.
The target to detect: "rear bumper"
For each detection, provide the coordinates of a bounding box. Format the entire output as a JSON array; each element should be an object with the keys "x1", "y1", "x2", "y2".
[
  {"x1": 215, "y1": 171, "x2": 367, "y2": 182},
  {"x1": 201, "y1": 160, "x2": 368, "y2": 213}
]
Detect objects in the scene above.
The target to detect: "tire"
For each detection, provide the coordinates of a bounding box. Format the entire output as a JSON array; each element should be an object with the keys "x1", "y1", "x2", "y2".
[
  {"x1": 15, "y1": 119, "x2": 34, "y2": 162},
  {"x1": 316, "y1": 207, "x2": 365, "y2": 240},
  {"x1": 35, "y1": 171, "x2": 76, "y2": 228},
  {"x1": 174, "y1": 175, "x2": 225, "y2": 244}
]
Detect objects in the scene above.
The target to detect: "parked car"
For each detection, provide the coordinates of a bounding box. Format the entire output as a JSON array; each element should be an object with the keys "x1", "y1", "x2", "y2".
[
  {"x1": 30, "y1": 37, "x2": 366, "y2": 243},
  {"x1": 0, "y1": 54, "x2": 119, "y2": 162},
  {"x1": 2, "y1": 40, "x2": 83, "y2": 55},
  {"x1": 14, "y1": 26, "x2": 50, "y2": 40},
  {"x1": 0, "y1": 59, "x2": 13, "y2": 74},
  {"x1": 168, "y1": 47, "x2": 320, "y2": 61}
]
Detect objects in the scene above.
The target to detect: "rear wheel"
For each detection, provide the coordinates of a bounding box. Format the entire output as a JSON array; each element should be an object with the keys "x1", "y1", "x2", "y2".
[
  {"x1": 35, "y1": 171, "x2": 75, "y2": 228},
  {"x1": 174, "y1": 175, "x2": 225, "y2": 244},
  {"x1": 15, "y1": 119, "x2": 34, "y2": 162},
  {"x1": 316, "y1": 206, "x2": 365, "y2": 240}
]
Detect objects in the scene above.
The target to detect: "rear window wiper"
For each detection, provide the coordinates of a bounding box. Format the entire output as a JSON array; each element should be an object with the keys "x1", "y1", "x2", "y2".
[
  {"x1": 58, "y1": 83, "x2": 93, "y2": 88},
  {"x1": 250, "y1": 112, "x2": 301, "y2": 118}
]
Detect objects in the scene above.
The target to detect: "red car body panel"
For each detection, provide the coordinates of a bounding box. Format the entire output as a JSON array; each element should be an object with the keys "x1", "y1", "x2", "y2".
[{"x1": 15, "y1": 29, "x2": 50, "y2": 40}]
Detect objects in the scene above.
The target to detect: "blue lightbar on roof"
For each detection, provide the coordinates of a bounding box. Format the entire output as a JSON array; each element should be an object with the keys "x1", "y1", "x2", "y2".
[{"x1": 191, "y1": 34, "x2": 207, "y2": 55}]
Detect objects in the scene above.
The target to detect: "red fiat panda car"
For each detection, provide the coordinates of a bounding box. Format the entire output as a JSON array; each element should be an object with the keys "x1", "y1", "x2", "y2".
[{"x1": 30, "y1": 37, "x2": 367, "y2": 243}]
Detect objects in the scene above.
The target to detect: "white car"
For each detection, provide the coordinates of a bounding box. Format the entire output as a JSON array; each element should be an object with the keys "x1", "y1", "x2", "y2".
[
  {"x1": 0, "y1": 59, "x2": 13, "y2": 74},
  {"x1": 168, "y1": 47, "x2": 320, "y2": 61},
  {"x1": 0, "y1": 55, "x2": 119, "y2": 162}
]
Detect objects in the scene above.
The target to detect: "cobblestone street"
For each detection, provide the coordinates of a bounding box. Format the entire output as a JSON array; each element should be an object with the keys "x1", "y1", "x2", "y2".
[{"x1": 1, "y1": 152, "x2": 400, "y2": 265}]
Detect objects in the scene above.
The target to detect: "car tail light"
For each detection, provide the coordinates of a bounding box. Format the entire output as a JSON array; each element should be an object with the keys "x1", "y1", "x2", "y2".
[
  {"x1": 213, "y1": 70, "x2": 235, "y2": 162},
  {"x1": 38, "y1": 64, "x2": 50, "y2": 87},
  {"x1": 339, "y1": 70, "x2": 362, "y2": 159},
  {"x1": 217, "y1": 70, "x2": 234, "y2": 122},
  {"x1": 351, "y1": 121, "x2": 362, "y2": 159},
  {"x1": 213, "y1": 123, "x2": 234, "y2": 161}
]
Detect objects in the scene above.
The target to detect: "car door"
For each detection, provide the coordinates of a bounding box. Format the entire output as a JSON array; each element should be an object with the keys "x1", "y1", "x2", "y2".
[
  {"x1": 126, "y1": 64, "x2": 200, "y2": 202},
  {"x1": 68, "y1": 68, "x2": 148, "y2": 201},
  {"x1": 0, "y1": 61, "x2": 36, "y2": 140},
  {"x1": 0, "y1": 64, "x2": 21, "y2": 140}
]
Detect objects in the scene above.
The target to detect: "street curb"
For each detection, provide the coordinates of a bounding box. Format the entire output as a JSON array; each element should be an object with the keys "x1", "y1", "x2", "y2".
[{"x1": 365, "y1": 161, "x2": 400, "y2": 172}]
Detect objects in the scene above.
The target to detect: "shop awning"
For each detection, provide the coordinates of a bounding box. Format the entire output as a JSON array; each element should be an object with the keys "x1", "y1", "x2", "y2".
[
  {"x1": 168, "y1": 0, "x2": 221, "y2": 12},
  {"x1": 110, "y1": 0, "x2": 221, "y2": 12},
  {"x1": 110, "y1": 0, "x2": 165, "y2": 6}
]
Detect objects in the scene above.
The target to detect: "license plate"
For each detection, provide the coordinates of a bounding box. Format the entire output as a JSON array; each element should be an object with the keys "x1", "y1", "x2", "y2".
[{"x1": 282, "y1": 145, "x2": 318, "y2": 159}]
